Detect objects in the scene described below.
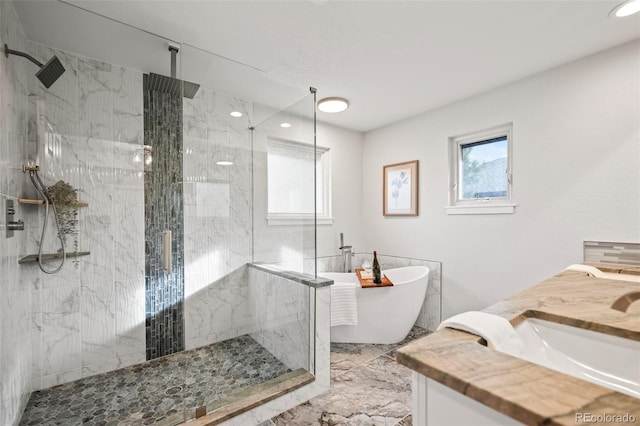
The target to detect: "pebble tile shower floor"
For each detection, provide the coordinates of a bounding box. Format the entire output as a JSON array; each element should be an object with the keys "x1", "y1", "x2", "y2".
[{"x1": 19, "y1": 335, "x2": 291, "y2": 426}]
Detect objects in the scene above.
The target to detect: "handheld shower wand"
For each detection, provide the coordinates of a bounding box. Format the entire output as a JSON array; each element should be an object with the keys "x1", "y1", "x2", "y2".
[{"x1": 23, "y1": 164, "x2": 66, "y2": 274}]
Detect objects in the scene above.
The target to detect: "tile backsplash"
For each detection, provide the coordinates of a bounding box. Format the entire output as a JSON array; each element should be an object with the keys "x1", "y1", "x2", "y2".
[{"x1": 584, "y1": 241, "x2": 640, "y2": 266}]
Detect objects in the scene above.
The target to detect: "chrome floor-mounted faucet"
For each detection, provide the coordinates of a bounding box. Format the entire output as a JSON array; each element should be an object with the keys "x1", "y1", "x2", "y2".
[{"x1": 339, "y1": 232, "x2": 354, "y2": 273}]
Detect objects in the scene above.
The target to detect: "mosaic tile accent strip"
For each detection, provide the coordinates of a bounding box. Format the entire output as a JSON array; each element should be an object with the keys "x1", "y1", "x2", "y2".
[
  {"x1": 144, "y1": 75, "x2": 186, "y2": 360},
  {"x1": 19, "y1": 335, "x2": 291, "y2": 426},
  {"x1": 584, "y1": 241, "x2": 640, "y2": 266}
]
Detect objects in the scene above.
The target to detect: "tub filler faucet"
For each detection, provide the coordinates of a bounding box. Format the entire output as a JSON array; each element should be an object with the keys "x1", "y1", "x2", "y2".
[
  {"x1": 339, "y1": 232, "x2": 354, "y2": 273},
  {"x1": 611, "y1": 291, "x2": 640, "y2": 313}
]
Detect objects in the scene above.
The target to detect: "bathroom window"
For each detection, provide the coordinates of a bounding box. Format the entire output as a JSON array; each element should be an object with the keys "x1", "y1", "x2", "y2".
[
  {"x1": 267, "y1": 138, "x2": 333, "y2": 225},
  {"x1": 447, "y1": 123, "x2": 515, "y2": 214}
]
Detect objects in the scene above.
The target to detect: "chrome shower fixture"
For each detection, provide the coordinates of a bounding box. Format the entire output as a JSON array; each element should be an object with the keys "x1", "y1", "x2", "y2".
[
  {"x1": 146, "y1": 44, "x2": 200, "y2": 99},
  {"x1": 4, "y1": 44, "x2": 66, "y2": 88},
  {"x1": 23, "y1": 164, "x2": 66, "y2": 274}
]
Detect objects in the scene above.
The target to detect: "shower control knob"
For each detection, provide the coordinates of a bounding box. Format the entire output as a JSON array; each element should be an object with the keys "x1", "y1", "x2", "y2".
[
  {"x1": 8, "y1": 220, "x2": 25, "y2": 231},
  {"x1": 7, "y1": 207, "x2": 15, "y2": 215}
]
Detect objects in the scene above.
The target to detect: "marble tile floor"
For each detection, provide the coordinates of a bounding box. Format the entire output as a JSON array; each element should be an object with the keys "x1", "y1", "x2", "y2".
[
  {"x1": 269, "y1": 326, "x2": 429, "y2": 426},
  {"x1": 19, "y1": 335, "x2": 291, "y2": 426}
]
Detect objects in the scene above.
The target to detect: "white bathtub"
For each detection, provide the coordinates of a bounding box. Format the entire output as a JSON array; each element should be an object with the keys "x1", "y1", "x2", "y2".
[{"x1": 321, "y1": 266, "x2": 430, "y2": 344}]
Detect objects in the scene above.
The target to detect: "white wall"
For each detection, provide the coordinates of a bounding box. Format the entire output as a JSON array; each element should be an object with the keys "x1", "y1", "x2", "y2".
[
  {"x1": 316, "y1": 122, "x2": 364, "y2": 257},
  {"x1": 361, "y1": 41, "x2": 640, "y2": 318}
]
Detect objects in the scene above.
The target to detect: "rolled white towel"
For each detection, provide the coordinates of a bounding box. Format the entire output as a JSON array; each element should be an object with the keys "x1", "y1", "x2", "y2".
[
  {"x1": 331, "y1": 282, "x2": 358, "y2": 327},
  {"x1": 437, "y1": 311, "x2": 524, "y2": 357},
  {"x1": 564, "y1": 264, "x2": 604, "y2": 278}
]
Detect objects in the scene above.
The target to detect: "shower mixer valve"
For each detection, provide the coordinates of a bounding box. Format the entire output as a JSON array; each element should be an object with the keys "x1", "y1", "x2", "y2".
[{"x1": 6, "y1": 199, "x2": 24, "y2": 238}]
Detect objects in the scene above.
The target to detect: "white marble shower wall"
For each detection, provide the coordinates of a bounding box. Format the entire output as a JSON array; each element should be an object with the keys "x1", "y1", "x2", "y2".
[
  {"x1": 0, "y1": 1, "x2": 32, "y2": 424},
  {"x1": 317, "y1": 253, "x2": 442, "y2": 331},
  {"x1": 247, "y1": 266, "x2": 310, "y2": 371},
  {"x1": 182, "y1": 87, "x2": 255, "y2": 349},
  {"x1": 24, "y1": 42, "x2": 146, "y2": 391}
]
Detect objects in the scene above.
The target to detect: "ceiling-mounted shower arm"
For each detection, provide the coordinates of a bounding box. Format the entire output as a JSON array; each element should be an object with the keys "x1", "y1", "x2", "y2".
[{"x1": 168, "y1": 43, "x2": 179, "y2": 79}]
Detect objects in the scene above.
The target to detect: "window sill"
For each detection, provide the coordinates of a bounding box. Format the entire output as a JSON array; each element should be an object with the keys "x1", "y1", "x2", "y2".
[
  {"x1": 446, "y1": 203, "x2": 516, "y2": 215},
  {"x1": 267, "y1": 214, "x2": 334, "y2": 226}
]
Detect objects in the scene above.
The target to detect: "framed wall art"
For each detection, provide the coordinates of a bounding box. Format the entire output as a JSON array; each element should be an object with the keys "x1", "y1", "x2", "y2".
[{"x1": 383, "y1": 160, "x2": 418, "y2": 216}]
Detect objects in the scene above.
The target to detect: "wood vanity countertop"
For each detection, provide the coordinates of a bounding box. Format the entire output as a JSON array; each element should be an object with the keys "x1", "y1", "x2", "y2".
[{"x1": 396, "y1": 262, "x2": 640, "y2": 426}]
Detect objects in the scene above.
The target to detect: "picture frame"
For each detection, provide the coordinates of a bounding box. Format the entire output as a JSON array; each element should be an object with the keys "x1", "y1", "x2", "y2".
[{"x1": 383, "y1": 160, "x2": 418, "y2": 216}]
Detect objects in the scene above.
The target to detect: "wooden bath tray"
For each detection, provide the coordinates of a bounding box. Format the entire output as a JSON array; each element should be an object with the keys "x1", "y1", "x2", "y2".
[{"x1": 355, "y1": 268, "x2": 393, "y2": 288}]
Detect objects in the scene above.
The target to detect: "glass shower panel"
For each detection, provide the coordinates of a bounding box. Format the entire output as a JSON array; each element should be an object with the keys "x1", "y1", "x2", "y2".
[
  {"x1": 178, "y1": 45, "x2": 313, "y2": 421},
  {"x1": 252, "y1": 93, "x2": 318, "y2": 276},
  {"x1": 11, "y1": 1, "x2": 314, "y2": 424}
]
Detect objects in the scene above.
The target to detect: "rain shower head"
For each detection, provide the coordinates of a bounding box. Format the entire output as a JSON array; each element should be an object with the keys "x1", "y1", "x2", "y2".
[
  {"x1": 146, "y1": 44, "x2": 200, "y2": 99},
  {"x1": 4, "y1": 44, "x2": 65, "y2": 88},
  {"x1": 146, "y1": 73, "x2": 200, "y2": 99}
]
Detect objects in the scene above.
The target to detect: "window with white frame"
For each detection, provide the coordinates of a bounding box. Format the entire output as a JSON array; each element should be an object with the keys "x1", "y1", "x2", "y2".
[
  {"x1": 267, "y1": 138, "x2": 332, "y2": 225},
  {"x1": 447, "y1": 123, "x2": 515, "y2": 214}
]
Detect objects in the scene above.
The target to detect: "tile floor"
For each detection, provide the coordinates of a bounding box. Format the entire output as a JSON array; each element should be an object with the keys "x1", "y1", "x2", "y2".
[
  {"x1": 19, "y1": 335, "x2": 290, "y2": 426},
  {"x1": 269, "y1": 326, "x2": 429, "y2": 426}
]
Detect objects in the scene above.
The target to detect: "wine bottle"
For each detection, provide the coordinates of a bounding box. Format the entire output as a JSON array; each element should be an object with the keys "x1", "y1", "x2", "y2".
[{"x1": 372, "y1": 251, "x2": 382, "y2": 284}]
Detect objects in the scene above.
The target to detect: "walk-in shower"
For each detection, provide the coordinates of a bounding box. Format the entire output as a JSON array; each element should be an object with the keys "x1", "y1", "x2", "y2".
[{"x1": 3, "y1": 1, "x2": 322, "y2": 425}]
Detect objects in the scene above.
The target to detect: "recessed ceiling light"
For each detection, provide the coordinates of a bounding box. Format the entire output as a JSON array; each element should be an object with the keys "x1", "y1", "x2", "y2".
[
  {"x1": 216, "y1": 161, "x2": 234, "y2": 166},
  {"x1": 317, "y1": 97, "x2": 349, "y2": 113},
  {"x1": 230, "y1": 111, "x2": 243, "y2": 117},
  {"x1": 609, "y1": 0, "x2": 640, "y2": 17},
  {"x1": 280, "y1": 122, "x2": 291, "y2": 128}
]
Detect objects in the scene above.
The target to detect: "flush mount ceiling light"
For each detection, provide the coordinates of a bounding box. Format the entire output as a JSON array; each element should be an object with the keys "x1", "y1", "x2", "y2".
[
  {"x1": 280, "y1": 122, "x2": 291, "y2": 128},
  {"x1": 609, "y1": 0, "x2": 640, "y2": 17},
  {"x1": 216, "y1": 160, "x2": 234, "y2": 166},
  {"x1": 230, "y1": 111, "x2": 243, "y2": 117},
  {"x1": 317, "y1": 97, "x2": 349, "y2": 113}
]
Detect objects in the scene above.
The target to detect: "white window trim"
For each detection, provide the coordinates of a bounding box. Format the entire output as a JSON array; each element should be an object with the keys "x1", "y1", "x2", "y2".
[
  {"x1": 447, "y1": 123, "x2": 516, "y2": 215},
  {"x1": 266, "y1": 138, "x2": 334, "y2": 226}
]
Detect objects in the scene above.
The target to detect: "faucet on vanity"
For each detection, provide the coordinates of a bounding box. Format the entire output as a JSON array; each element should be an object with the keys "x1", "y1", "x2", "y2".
[
  {"x1": 611, "y1": 291, "x2": 640, "y2": 312},
  {"x1": 339, "y1": 232, "x2": 354, "y2": 273}
]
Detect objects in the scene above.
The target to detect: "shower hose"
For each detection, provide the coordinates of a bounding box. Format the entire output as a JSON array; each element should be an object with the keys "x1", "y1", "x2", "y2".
[{"x1": 27, "y1": 168, "x2": 66, "y2": 274}]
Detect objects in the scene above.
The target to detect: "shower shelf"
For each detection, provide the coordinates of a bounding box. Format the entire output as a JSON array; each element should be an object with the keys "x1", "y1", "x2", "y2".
[
  {"x1": 19, "y1": 251, "x2": 90, "y2": 264},
  {"x1": 18, "y1": 198, "x2": 88, "y2": 207}
]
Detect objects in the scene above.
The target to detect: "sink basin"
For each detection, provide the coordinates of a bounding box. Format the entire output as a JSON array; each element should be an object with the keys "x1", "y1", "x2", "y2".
[{"x1": 510, "y1": 318, "x2": 639, "y2": 398}]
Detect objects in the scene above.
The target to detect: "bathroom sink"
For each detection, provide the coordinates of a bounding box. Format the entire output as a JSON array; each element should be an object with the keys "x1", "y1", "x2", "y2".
[{"x1": 509, "y1": 318, "x2": 639, "y2": 398}]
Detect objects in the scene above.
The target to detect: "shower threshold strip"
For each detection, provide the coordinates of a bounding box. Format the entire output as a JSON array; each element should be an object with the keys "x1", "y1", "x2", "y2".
[
  {"x1": 184, "y1": 369, "x2": 314, "y2": 426},
  {"x1": 18, "y1": 251, "x2": 90, "y2": 264}
]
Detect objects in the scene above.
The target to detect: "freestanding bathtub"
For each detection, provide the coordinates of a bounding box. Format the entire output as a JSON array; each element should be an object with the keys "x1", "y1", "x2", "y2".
[{"x1": 321, "y1": 266, "x2": 430, "y2": 344}]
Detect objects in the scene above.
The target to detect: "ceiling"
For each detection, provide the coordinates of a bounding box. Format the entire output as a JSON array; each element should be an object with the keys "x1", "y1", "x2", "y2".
[{"x1": 13, "y1": 0, "x2": 640, "y2": 132}]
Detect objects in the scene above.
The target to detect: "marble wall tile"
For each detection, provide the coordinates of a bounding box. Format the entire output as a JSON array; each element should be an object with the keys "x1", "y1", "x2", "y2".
[
  {"x1": 247, "y1": 268, "x2": 310, "y2": 371},
  {"x1": 40, "y1": 285, "x2": 81, "y2": 378},
  {"x1": 0, "y1": 2, "x2": 33, "y2": 423},
  {"x1": 115, "y1": 280, "x2": 146, "y2": 358},
  {"x1": 18, "y1": 43, "x2": 147, "y2": 392},
  {"x1": 183, "y1": 89, "x2": 254, "y2": 350},
  {"x1": 80, "y1": 281, "x2": 116, "y2": 367},
  {"x1": 114, "y1": 188, "x2": 144, "y2": 283},
  {"x1": 112, "y1": 66, "x2": 143, "y2": 145},
  {"x1": 77, "y1": 56, "x2": 113, "y2": 143},
  {"x1": 314, "y1": 287, "x2": 331, "y2": 374}
]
